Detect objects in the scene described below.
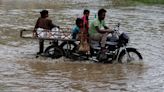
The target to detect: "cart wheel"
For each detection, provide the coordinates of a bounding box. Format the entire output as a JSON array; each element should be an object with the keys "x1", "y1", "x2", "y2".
[{"x1": 44, "y1": 46, "x2": 64, "y2": 59}]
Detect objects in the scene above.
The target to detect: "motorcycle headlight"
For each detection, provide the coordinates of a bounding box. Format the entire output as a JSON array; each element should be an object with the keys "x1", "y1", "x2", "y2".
[{"x1": 119, "y1": 33, "x2": 129, "y2": 44}]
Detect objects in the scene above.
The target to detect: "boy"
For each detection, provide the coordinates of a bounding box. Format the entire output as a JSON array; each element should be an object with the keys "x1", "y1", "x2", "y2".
[
  {"x1": 89, "y1": 8, "x2": 113, "y2": 53},
  {"x1": 33, "y1": 10, "x2": 59, "y2": 55},
  {"x1": 71, "y1": 18, "x2": 90, "y2": 53},
  {"x1": 71, "y1": 18, "x2": 83, "y2": 40},
  {"x1": 82, "y1": 9, "x2": 90, "y2": 34}
]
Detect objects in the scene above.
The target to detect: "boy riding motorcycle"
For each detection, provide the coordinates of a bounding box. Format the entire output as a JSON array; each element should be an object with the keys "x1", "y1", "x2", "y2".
[{"x1": 89, "y1": 8, "x2": 113, "y2": 53}]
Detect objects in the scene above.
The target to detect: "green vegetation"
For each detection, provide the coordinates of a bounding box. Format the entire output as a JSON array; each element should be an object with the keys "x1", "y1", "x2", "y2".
[
  {"x1": 0, "y1": 85, "x2": 7, "y2": 91},
  {"x1": 111, "y1": 0, "x2": 164, "y2": 6},
  {"x1": 133, "y1": 0, "x2": 164, "y2": 4}
]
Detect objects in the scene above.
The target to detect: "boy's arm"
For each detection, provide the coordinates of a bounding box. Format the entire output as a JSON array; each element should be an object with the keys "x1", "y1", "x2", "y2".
[
  {"x1": 71, "y1": 27, "x2": 77, "y2": 39},
  {"x1": 95, "y1": 26, "x2": 107, "y2": 33},
  {"x1": 49, "y1": 20, "x2": 59, "y2": 29},
  {"x1": 104, "y1": 26, "x2": 109, "y2": 29},
  {"x1": 95, "y1": 21, "x2": 112, "y2": 33},
  {"x1": 33, "y1": 18, "x2": 39, "y2": 37},
  {"x1": 33, "y1": 18, "x2": 40, "y2": 32},
  {"x1": 95, "y1": 26, "x2": 113, "y2": 34}
]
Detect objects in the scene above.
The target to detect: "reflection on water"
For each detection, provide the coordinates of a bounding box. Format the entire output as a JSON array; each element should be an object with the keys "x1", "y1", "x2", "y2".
[
  {"x1": 26, "y1": 61, "x2": 145, "y2": 81},
  {"x1": 0, "y1": 0, "x2": 164, "y2": 92},
  {"x1": 15, "y1": 60, "x2": 146, "y2": 91}
]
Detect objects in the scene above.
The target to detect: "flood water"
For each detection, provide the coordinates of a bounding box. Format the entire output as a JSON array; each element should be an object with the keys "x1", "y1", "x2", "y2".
[{"x1": 0, "y1": 0, "x2": 164, "y2": 92}]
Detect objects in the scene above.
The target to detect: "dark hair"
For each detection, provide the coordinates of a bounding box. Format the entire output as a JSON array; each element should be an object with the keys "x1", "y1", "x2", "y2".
[
  {"x1": 83, "y1": 9, "x2": 90, "y2": 14},
  {"x1": 40, "y1": 10, "x2": 48, "y2": 18},
  {"x1": 98, "y1": 8, "x2": 107, "y2": 17},
  {"x1": 76, "y1": 18, "x2": 83, "y2": 27}
]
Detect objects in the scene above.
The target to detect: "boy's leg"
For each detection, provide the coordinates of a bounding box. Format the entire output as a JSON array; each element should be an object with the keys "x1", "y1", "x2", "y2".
[
  {"x1": 38, "y1": 39, "x2": 44, "y2": 54},
  {"x1": 89, "y1": 33, "x2": 101, "y2": 41},
  {"x1": 100, "y1": 33, "x2": 108, "y2": 52}
]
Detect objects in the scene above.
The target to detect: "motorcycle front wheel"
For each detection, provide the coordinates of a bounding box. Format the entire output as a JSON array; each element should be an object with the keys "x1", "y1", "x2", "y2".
[{"x1": 118, "y1": 48, "x2": 143, "y2": 64}]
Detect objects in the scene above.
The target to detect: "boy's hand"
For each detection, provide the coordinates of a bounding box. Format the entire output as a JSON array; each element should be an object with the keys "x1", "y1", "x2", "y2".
[
  {"x1": 33, "y1": 31, "x2": 37, "y2": 38},
  {"x1": 55, "y1": 26, "x2": 60, "y2": 29},
  {"x1": 57, "y1": 26, "x2": 60, "y2": 29}
]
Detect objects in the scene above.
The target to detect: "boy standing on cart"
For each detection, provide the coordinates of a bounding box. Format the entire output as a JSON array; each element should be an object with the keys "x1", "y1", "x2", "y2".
[{"x1": 33, "y1": 10, "x2": 59, "y2": 55}]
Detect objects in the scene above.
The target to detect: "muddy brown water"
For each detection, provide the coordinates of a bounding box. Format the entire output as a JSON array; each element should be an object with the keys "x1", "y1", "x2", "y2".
[{"x1": 0, "y1": 0, "x2": 164, "y2": 92}]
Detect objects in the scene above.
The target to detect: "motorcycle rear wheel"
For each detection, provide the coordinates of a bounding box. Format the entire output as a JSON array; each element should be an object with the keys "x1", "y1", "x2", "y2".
[
  {"x1": 60, "y1": 41, "x2": 77, "y2": 58},
  {"x1": 44, "y1": 46, "x2": 64, "y2": 59},
  {"x1": 118, "y1": 48, "x2": 143, "y2": 64}
]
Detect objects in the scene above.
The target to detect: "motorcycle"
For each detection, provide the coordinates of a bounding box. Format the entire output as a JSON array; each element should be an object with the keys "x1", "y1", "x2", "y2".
[{"x1": 44, "y1": 23, "x2": 143, "y2": 63}]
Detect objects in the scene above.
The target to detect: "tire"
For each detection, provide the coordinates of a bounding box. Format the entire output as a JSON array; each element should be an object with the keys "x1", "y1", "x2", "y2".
[
  {"x1": 44, "y1": 46, "x2": 64, "y2": 59},
  {"x1": 60, "y1": 41, "x2": 78, "y2": 57},
  {"x1": 118, "y1": 48, "x2": 143, "y2": 64}
]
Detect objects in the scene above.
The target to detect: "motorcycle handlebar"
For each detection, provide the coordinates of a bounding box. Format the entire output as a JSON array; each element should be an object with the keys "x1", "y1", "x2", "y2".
[
  {"x1": 113, "y1": 23, "x2": 120, "y2": 31},
  {"x1": 117, "y1": 23, "x2": 120, "y2": 27},
  {"x1": 111, "y1": 23, "x2": 121, "y2": 36}
]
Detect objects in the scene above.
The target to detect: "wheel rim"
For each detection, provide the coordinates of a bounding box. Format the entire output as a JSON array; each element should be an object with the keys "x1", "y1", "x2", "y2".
[
  {"x1": 62, "y1": 44, "x2": 76, "y2": 51},
  {"x1": 62, "y1": 43, "x2": 77, "y2": 56}
]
